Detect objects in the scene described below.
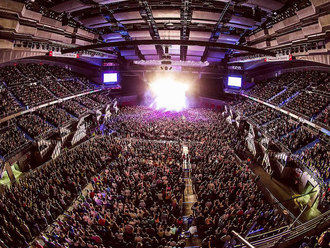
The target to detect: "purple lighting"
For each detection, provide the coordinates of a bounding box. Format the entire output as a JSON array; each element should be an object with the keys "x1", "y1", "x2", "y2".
[{"x1": 149, "y1": 77, "x2": 189, "y2": 111}]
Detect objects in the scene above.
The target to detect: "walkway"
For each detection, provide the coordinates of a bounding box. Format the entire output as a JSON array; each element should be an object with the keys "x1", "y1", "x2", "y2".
[
  {"x1": 251, "y1": 162, "x2": 321, "y2": 222},
  {"x1": 182, "y1": 145, "x2": 201, "y2": 248}
]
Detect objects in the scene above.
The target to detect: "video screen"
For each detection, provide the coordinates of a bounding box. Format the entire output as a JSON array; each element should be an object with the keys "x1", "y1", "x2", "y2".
[
  {"x1": 228, "y1": 76, "x2": 242, "y2": 88},
  {"x1": 103, "y1": 72, "x2": 118, "y2": 84}
]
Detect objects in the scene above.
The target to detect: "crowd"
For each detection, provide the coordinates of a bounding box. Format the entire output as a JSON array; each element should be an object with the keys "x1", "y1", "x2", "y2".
[
  {"x1": 107, "y1": 107, "x2": 236, "y2": 142},
  {"x1": 11, "y1": 84, "x2": 55, "y2": 108},
  {"x1": 17, "y1": 114, "x2": 54, "y2": 140},
  {"x1": 264, "y1": 117, "x2": 299, "y2": 140},
  {"x1": 89, "y1": 92, "x2": 114, "y2": 105},
  {"x1": 280, "y1": 127, "x2": 316, "y2": 153},
  {"x1": 0, "y1": 65, "x2": 28, "y2": 86},
  {"x1": 0, "y1": 61, "x2": 328, "y2": 248},
  {"x1": 37, "y1": 105, "x2": 76, "y2": 128},
  {"x1": 42, "y1": 65, "x2": 80, "y2": 80},
  {"x1": 60, "y1": 79, "x2": 92, "y2": 94},
  {"x1": 0, "y1": 63, "x2": 99, "y2": 118},
  {"x1": 315, "y1": 106, "x2": 329, "y2": 127},
  {"x1": 297, "y1": 230, "x2": 329, "y2": 248},
  {"x1": 105, "y1": 107, "x2": 291, "y2": 247},
  {"x1": 242, "y1": 70, "x2": 329, "y2": 181},
  {"x1": 0, "y1": 137, "x2": 120, "y2": 247},
  {"x1": 231, "y1": 100, "x2": 266, "y2": 118},
  {"x1": 285, "y1": 92, "x2": 328, "y2": 119},
  {"x1": 192, "y1": 149, "x2": 290, "y2": 247},
  {"x1": 295, "y1": 142, "x2": 329, "y2": 181},
  {"x1": 78, "y1": 96, "x2": 102, "y2": 110},
  {"x1": 42, "y1": 139, "x2": 185, "y2": 248},
  {"x1": 247, "y1": 73, "x2": 294, "y2": 101},
  {"x1": 42, "y1": 80, "x2": 72, "y2": 98},
  {"x1": 250, "y1": 108, "x2": 281, "y2": 126},
  {"x1": 247, "y1": 71, "x2": 329, "y2": 128},
  {"x1": 16, "y1": 64, "x2": 53, "y2": 81},
  {"x1": 0, "y1": 124, "x2": 29, "y2": 157},
  {"x1": 0, "y1": 88, "x2": 23, "y2": 117},
  {"x1": 60, "y1": 100, "x2": 89, "y2": 118},
  {"x1": 311, "y1": 74, "x2": 330, "y2": 94},
  {"x1": 0, "y1": 104, "x2": 327, "y2": 248}
]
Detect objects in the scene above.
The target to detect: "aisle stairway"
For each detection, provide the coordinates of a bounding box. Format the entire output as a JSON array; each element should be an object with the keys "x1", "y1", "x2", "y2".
[{"x1": 182, "y1": 145, "x2": 201, "y2": 248}]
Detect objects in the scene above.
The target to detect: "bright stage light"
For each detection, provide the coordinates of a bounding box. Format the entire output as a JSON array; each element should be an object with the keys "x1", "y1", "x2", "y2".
[{"x1": 149, "y1": 77, "x2": 189, "y2": 111}]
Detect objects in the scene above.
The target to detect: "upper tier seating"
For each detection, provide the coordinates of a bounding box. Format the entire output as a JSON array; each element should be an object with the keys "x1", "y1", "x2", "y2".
[
  {"x1": 246, "y1": 71, "x2": 330, "y2": 128},
  {"x1": 0, "y1": 87, "x2": 23, "y2": 118},
  {"x1": 0, "y1": 63, "x2": 98, "y2": 118},
  {"x1": 0, "y1": 124, "x2": 29, "y2": 157},
  {"x1": 17, "y1": 114, "x2": 54, "y2": 139}
]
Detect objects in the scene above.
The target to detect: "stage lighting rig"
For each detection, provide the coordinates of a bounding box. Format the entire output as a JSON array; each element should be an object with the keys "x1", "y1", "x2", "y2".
[{"x1": 134, "y1": 45, "x2": 209, "y2": 68}]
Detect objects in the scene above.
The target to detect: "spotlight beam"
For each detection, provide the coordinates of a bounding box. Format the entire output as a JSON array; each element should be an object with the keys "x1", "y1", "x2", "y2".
[{"x1": 149, "y1": 78, "x2": 189, "y2": 111}]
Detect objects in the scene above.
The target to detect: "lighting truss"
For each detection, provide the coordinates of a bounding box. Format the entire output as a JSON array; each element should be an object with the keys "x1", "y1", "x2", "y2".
[{"x1": 134, "y1": 60, "x2": 209, "y2": 67}]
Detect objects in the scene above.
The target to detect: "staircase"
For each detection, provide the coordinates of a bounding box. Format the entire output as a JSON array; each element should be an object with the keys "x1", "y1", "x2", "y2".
[
  {"x1": 267, "y1": 88, "x2": 287, "y2": 102},
  {"x1": 279, "y1": 91, "x2": 300, "y2": 107},
  {"x1": 181, "y1": 145, "x2": 201, "y2": 247}
]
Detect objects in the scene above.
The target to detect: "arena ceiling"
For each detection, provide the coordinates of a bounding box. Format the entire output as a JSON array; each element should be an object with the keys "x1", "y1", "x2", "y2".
[{"x1": 23, "y1": 0, "x2": 291, "y2": 62}]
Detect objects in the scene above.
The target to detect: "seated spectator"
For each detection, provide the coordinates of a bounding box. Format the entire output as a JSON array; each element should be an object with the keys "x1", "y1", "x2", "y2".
[
  {"x1": 0, "y1": 124, "x2": 29, "y2": 157},
  {"x1": 37, "y1": 105, "x2": 76, "y2": 127},
  {"x1": 17, "y1": 114, "x2": 54, "y2": 139},
  {"x1": 0, "y1": 88, "x2": 23, "y2": 117}
]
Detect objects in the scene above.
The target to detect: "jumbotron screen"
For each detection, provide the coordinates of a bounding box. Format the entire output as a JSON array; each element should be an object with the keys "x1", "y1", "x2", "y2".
[
  {"x1": 103, "y1": 72, "x2": 118, "y2": 84},
  {"x1": 228, "y1": 76, "x2": 242, "y2": 88}
]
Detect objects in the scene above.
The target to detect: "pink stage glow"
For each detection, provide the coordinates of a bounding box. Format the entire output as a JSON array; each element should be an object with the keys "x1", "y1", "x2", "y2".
[{"x1": 149, "y1": 77, "x2": 189, "y2": 111}]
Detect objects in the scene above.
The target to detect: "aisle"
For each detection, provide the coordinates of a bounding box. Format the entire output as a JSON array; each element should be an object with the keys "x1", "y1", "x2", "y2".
[{"x1": 182, "y1": 145, "x2": 201, "y2": 248}]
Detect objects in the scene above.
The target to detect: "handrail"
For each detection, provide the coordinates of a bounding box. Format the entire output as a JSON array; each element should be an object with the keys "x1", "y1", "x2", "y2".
[
  {"x1": 232, "y1": 230, "x2": 255, "y2": 248},
  {"x1": 0, "y1": 88, "x2": 106, "y2": 124},
  {"x1": 241, "y1": 94, "x2": 330, "y2": 136},
  {"x1": 233, "y1": 153, "x2": 298, "y2": 225},
  {"x1": 232, "y1": 95, "x2": 328, "y2": 186},
  {"x1": 235, "y1": 210, "x2": 330, "y2": 247}
]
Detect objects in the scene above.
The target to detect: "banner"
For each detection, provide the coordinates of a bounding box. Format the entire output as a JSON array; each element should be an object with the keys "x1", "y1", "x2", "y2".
[
  {"x1": 104, "y1": 110, "x2": 111, "y2": 121},
  {"x1": 262, "y1": 152, "x2": 271, "y2": 172},
  {"x1": 96, "y1": 110, "x2": 102, "y2": 122},
  {"x1": 105, "y1": 104, "x2": 111, "y2": 112},
  {"x1": 246, "y1": 135, "x2": 256, "y2": 156},
  {"x1": 71, "y1": 125, "x2": 87, "y2": 145},
  {"x1": 37, "y1": 139, "x2": 52, "y2": 158},
  {"x1": 260, "y1": 136, "x2": 270, "y2": 152},
  {"x1": 228, "y1": 65, "x2": 243, "y2": 70},
  {"x1": 276, "y1": 152, "x2": 288, "y2": 172},
  {"x1": 249, "y1": 123, "x2": 255, "y2": 138},
  {"x1": 113, "y1": 99, "x2": 119, "y2": 114},
  {"x1": 276, "y1": 152, "x2": 288, "y2": 163},
  {"x1": 265, "y1": 54, "x2": 292, "y2": 62},
  {"x1": 235, "y1": 114, "x2": 241, "y2": 128},
  {"x1": 51, "y1": 141, "x2": 62, "y2": 160},
  {"x1": 77, "y1": 115, "x2": 88, "y2": 128},
  {"x1": 59, "y1": 127, "x2": 70, "y2": 143},
  {"x1": 49, "y1": 51, "x2": 79, "y2": 58}
]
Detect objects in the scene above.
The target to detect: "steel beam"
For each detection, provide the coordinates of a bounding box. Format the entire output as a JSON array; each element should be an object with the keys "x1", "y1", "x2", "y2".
[
  {"x1": 62, "y1": 39, "x2": 275, "y2": 56},
  {"x1": 201, "y1": 0, "x2": 232, "y2": 61}
]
